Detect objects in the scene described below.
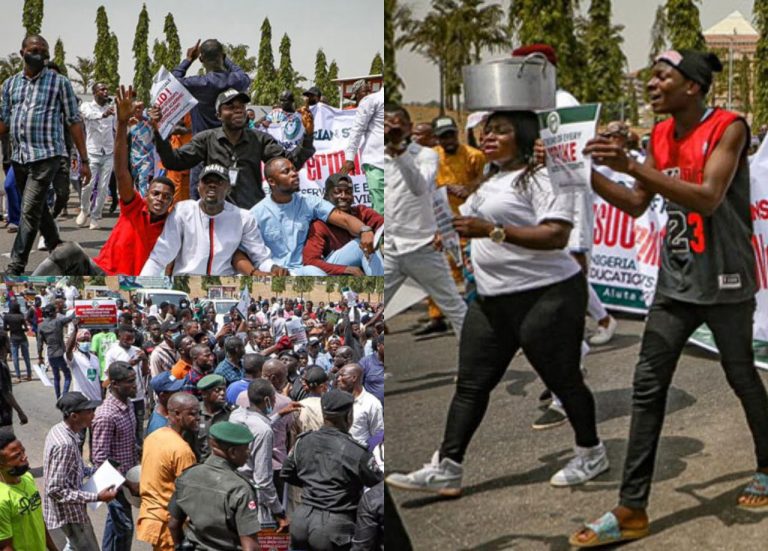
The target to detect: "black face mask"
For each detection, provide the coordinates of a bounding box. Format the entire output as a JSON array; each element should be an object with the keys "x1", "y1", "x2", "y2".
[
  {"x1": 7, "y1": 463, "x2": 30, "y2": 477},
  {"x1": 23, "y1": 53, "x2": 47, "y2": 72}
]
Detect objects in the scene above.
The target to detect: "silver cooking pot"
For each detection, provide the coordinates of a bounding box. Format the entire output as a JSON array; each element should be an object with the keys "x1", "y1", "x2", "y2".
[{"x1": 463, "y1": 53, "x2": 556, "y2": 111}]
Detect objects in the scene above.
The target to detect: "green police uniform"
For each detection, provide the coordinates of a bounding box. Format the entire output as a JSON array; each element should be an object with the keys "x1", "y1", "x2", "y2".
[
  {"x1": 281, "y1": 390, "x2": 384, "y2": 551},
  {"x1": 194, "y1": 374, "x2": 234, "y2": 461},
  {"x1": 168, "y1": 422, "x2": 260, "y2": 550}
]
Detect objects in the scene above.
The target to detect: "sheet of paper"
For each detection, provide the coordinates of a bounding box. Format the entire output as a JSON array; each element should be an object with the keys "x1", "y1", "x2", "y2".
[
  {"x1": 82, "y1": 461, "x2": 126, "y2": 510},
  {"x1": 32, "y1": 363, "x2": 53, "y2": 387}
]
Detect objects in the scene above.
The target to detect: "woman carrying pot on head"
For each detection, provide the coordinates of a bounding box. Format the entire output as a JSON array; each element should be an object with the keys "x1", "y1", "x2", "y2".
[{"x1": 386, "y1": 109, "x2": 608, "y2": 495}]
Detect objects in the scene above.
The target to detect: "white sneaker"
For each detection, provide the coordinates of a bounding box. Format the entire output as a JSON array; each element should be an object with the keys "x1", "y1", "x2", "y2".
[
  {"x1": 75, "y1": 210, "x2": 88, "y2": 227},
  {"x1": 89, "y1": 221, "x2": 100, "y2": 230},
  {"x1": 550, "y1": 442, "x2": 609, "y2": 487},
  {"x1": 386, "y1": 451, "x2": 463, "y2": 497},
  {"x1": 37, "y1": 236, "x2": 47, "y2": 250},
  {"x1": 589, "y1": 316, "x2": 617, "y2": 345}
]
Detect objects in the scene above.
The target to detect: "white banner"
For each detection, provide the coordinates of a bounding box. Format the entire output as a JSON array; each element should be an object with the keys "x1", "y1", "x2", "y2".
[
  {"x1": 264, "y1": 104, "x2": 371, "y2": 206},
  {"x1": 150, "y1": 66, "x2": 199, "y2": 140},
  {"x1": 432, "y1": 186, "x2": 462, "y2": 265},
  {"x1": 748, "y1": 139, "x2": 768, "y2": 342}
]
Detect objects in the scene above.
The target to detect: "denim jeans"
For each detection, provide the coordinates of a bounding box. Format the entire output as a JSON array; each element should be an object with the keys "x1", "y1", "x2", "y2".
[
  {"x1": 50, "y1": 155, "x2": 71, "y2": 219},
  {"x1": 49, "y1": 355, "x2": 72, "y2": 399},
  {"x1": 61, "y1": 521, "x2": 99, "y2": 551},
  {"x1": 8, "y1": 157, "x2": 64, "y2": 274},
  {"x1": 440, "y1": 273, "x2": 598, "y2": 463},
  {"x1": 325, "y1": 239, "x2": 384, "y2": 275},
  {"x1": 10, "y1": 340, "x2": 32, "y2": 379},
  {"x1": 3, "y1": 165, "x2": 20, "y2": 226},
  {"x1": 102, "y1": 491, "x2": 133, "y2": 551},
  {"x1": 619, "y1": 295, "x2": 768, "y2": 509}
]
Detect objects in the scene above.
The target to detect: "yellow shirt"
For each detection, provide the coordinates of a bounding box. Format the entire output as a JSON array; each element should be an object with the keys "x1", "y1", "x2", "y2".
[{"x1": 434, "y1": 144, "x2": 486, "y2": 213}]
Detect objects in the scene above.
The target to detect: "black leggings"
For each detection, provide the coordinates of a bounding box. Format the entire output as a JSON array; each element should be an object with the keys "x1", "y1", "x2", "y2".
[{"x1": 440, "y1": 272, "x2": 599, "y2": 463}]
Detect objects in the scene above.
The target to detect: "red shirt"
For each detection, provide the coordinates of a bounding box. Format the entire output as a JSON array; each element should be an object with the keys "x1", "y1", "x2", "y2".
[
  {"x1": 302, "y1": 205, "x2": 384, "y2": 275},
  {"x1": 94, "y1": 195, "x2": 167, "y2": 275}
]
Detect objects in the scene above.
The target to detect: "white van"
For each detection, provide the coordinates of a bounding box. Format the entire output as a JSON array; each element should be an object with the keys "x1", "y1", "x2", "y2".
[{"x1": 132, "y1": 289, "x2": 190, "y2": 309}]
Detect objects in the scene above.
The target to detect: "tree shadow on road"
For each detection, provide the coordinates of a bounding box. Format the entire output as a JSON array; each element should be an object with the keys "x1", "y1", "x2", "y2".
[{"x1": 590, "y1": 385, "x2": 697, "y2": 425}]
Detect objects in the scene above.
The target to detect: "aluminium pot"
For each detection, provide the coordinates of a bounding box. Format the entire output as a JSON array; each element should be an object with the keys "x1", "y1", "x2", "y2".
[{"x1": 463, "y1": 53, "x2": 556, "y2": 111}]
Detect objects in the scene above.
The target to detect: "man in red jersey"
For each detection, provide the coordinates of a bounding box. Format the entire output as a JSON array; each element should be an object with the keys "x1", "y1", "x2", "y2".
[
  {"x1": 302, "y1": 173, "x2": 383, "y2": 275},
  {"x1": 570, "y1": 50, "x2": 768, "y2": 547},
  {"x1": 32, "y1": 85, "x2": 174, "y2": 275}
]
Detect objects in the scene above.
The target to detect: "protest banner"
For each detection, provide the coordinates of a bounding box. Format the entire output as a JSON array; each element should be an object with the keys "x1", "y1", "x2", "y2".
[
  {"x1": 537, "y1": 104, "x2": 601, "y2": 192},
  {"x1": 150, "y1": 66, "x2": 198, "y2": 140},
  {"x1": 264, "y1": 109, "x2": 305, "y2": 151},
  {"x1": 265, "y1": 103, "x2": 371, "y2": 206},
  {"x1": 432, "y1": 186, "x2": 463, "y2": 265},
  {"x1": 74, "y1": 300, "x2": 118, "y2": 328}
]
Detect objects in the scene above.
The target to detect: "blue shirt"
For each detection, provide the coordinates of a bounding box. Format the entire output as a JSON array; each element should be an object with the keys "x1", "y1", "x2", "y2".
[
  {"x1": 359, "y1": 353, "x2": 384, "y2": 404},
  {"x1": 226, "y1": 379, "x2": 249, "y2": 405},
  {"x1": 250, "y1": 194, "x2": 335, "y2": 269},
  {"x1": 145, "y1": 410, "x2": 168, "y2": 436},
  {"x1": 0, "y1": 68, "x2": 81, "y2": 163},
  {"x1": 309, "y1": 352, "x2": 332, "y2": 373},
  {"x1": 214, "y1": 358, "x2": 243, "y2": 386}
]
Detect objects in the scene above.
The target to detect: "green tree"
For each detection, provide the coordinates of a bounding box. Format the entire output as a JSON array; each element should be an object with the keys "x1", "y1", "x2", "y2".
[
  {"x1": 239, "y1": 276, "x2": 253, "y2": 293},
  {"x1": 173, "y1": 276, "x2": 190, "y2": 294},
  {"x1": 581, "y1": 0, "x2": 626, "y2": 119},
  {"x1": 384, "y1": 0, "x2": 409, "y2": 103},
  {"x1": 90, "y1": 276, "x2": 107, "y2": 286},
  {"x1": 649, "y1": 4, "x2": 668, "y2": 63},
  {"x1": 277, "y1": 33, "x2": 304, "y2": 99},
  {"x1": 271, "y1": 276, "x2": 287, "y2": 296},
  {"x1": 150, "y1": 39, "x2": 168, "y2": 75},
  {"x1": 68, "y1": 276, "x2": 85, "y2": 290},
  {"x1": 164, "y1": 13, "x2": 182, "y2": 68},
  {"x1": 201, "y1": 276, "x2": 222, "y2": 292},
  {"x1": 93, "y1": 6, "x2": 115, "y2": 89},
  {"x1": 107, "y1": 32, "x2": 119, "y2": 90},
  {"x1": 22, "y1": 0, "x2": 43, "y2": 36},
  {"x1": 370, "y1": 52, "x2": 383, "y2": 74},
  {"x1": 738, "y1": 56, "x2": 752, "y2": 117},
  {"x1": 292, "y1": 277, "x2": 315, "y2": 300},
  {"x1": 0, "y1": 54, "x2": 23, "y2": 85},
  {"x1": 374, "y1": 277, "x2": 384, "y2": 302},
  {"x1": 53, "y1": 38, "x2": 67, "y2": 77},
  {"x1": 325, "y1": 279, "x2": 336, "y2": 301},
  {"x1": 314, "y1": 48, "x2": 330, "y2": 100},
  {"x1": 225, "y1": 44, "x2": 257, "y2": 75},
  {"x1": 252, "y1": 18, "x2": 280, "y2": 105},
  {"x1": 132, "y1": 3, "x2": 152, "y2": 104},
  {"x1": 755, "y1": 0, "x2": 768, "y2": 125},
  {"x1": 325, "y1": 60, "x2": 340, "y2": 106},
  {"x1": 67, "y1": 56, "x2": 95, "y2": 93},
  {"x1": 665, "y1": 0, "x2": 705, "y2": 51},
  {"x1": 626, "y1": 77, "x2": 639, "y2": 126}
]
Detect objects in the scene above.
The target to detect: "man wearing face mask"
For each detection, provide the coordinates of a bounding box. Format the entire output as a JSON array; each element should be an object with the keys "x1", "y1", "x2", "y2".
[
  {"x1": 0, "y1": 35, "x2": 92, "y2": 275},
  {"x1": 0, "y1": 432, "x2": 58, "y2": 551},
  {"x1": 65, "y1": 324, "x2": 102, "y2": 402}
]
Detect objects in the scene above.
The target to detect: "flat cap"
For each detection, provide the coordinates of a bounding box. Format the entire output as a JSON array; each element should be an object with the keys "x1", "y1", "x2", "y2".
[
  {"x1": 209, "y1": 422, "x2": 254, "y2": 445},
  {"x1": 321, "y1": 389, "x2": 354, "y2": 414},
  {"x1": 197, "y1": 374, "x2": 226, "y2": 391}
]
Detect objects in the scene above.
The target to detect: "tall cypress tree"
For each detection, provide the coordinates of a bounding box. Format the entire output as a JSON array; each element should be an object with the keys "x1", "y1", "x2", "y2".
[
  {"x1": 107, "y1": 32, "x2": 119, "y2": 91},
  {"x1": 314, "y1": 48, "x2": 329, "y2": 98},
  {"x1": 53, "y1": 38, "x2": 67, "y2": 77},
  {"x1": 277, "y1": 33, "x2": 302, "y2": 99},
  {"x1": 325, "y1": 60, "x2": 340, "y2": 106},
  {"x1": 665, "y1": 0, "x2": 705, "y2": 51},
  {"x1": 369, "y1": 52, "x2": 383, "y2": 74},
  {"x1": 22, "y1": 0, "x2": 43, "y2": 36},
  {"x1": 132, "y1": 3, "x2": 152, "y2": 103},
  {"x1": 582, "y1": 0, "x2": 626, "y2": 118},
  {"x1": 163, "y1": 13, "x2": 181, "y2": 68},
  {"x1": 252, "y1": 17, "x2": 279, "y2": 105},
  {"x1": 150, "y1": 39, "x2": 168, "y2": 74},
  {"x1": 93, "y1": 6, "x2": 114, "y2": 88},
  {"x1": 737, "y1": 56, "x2": 751, "y2": 116}
]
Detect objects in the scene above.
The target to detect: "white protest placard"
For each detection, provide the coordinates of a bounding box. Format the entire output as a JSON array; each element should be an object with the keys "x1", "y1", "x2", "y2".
[
  {"x1": 236, "y1": 287, "x2": 251, "y2": 319},
  {"x1": 285, "y1": 317, "x2": 307, "y2": 345},
  {"x1": 150, "y1": 66, "x2": 198, "y2": 140},
  {"x1": 432, "y1": 186, "x2": 463, "y2": 265},
  {"x1": 32, "y1": 363, "x2": 53, "y2": 387},
  {"x1": 82, "y1": 461, "x2": 126, "y2": 510},
  {"x1": 537, "y1": 104, "x2": 601, "y2": 192}
]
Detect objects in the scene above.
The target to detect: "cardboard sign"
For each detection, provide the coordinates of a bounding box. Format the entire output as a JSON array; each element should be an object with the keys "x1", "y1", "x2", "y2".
[
  {"x1": 150, "y1": 66, "x2": 199, "y2": 140},
  {"x1": 258, "y1": 529, "x2": 290, "y2": 551},
  {"x1": 285, "y1": 317, "x2": 307, "y2": 344},
  {"x1": 74, "y1": 300, "x2": 118, "y2": 327}
]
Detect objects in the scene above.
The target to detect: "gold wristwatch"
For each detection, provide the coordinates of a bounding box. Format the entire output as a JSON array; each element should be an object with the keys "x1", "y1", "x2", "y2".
[{"x1": 489, "y1": 225, "x2": 505, "y2": 244}]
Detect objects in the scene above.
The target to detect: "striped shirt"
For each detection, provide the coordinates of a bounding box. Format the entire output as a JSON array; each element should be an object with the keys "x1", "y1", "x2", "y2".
[
  {"x1": 43, "y1": 422, "x2": 98, "y2": 529},
  {"x1": 91, "y1": 392, "x2": 139, "y2": 476},
  {"x1": 0, "y1": 68, "x2": 81, "y2": 163}
]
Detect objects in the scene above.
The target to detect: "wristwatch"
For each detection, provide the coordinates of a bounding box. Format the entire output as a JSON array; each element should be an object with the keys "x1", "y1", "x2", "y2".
[
  {"x1": 359, "y1": 225, "x2": 374, "y2": 235},
  {"x1": 489, "y1": 225, "x2": 505, "y2": 244}
]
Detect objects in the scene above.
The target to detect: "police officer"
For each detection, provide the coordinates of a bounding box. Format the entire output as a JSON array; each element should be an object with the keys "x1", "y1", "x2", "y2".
[
  {"x1": 195, "y1": 374, "x2": 234, "y2": 461},
  {"x1": 281, "y1": 389, "x2": 384, "y2": 551},
  {"x1": 168, "y1": 421, "x2": 261, "y2": 550}
]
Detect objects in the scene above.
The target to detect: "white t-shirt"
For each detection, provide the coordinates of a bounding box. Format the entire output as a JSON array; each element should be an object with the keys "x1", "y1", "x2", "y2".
[
  {"x1": 105, "y1": 344, "x2": 145, "y2": 402},
  {"x1": 68, "y1": 350, "x2": 102, "y2": 402},
  {"x1": 459, "y1": 168, "x2": 581, "y2": 296},
  {"x1": 350, "y1": 388, "x2": 384, "y2": 447}
]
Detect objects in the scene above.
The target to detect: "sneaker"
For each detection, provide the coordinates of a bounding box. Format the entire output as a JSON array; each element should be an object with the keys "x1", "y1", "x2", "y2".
[
  {"x1": 89, "y1": 221, "x2": 100, "y2": 230},
  {"x1": 37, "y1": 236, "x2": 47, "y2": 251},
  {"x1": 75, "y1": 210, "x2": 88, "y2": 227},
  {"x1": 532, "y1": 403, "x2": 568, "y2": 430},
  {"x1": 550, "y1": 442, "x2": 609, "y2": 486},
  {"x1": 539, "y1": 388, "x2": 553, "y2": 405},
  {"x1": 589, "y1": 316, "x2": 617, "y2": 345},
  {"x1": 413, "y1": 319, "x2": 449, "y2": 336},
  {"x1": 386, "y1": 451, "x2": 462, "y2": 497}
]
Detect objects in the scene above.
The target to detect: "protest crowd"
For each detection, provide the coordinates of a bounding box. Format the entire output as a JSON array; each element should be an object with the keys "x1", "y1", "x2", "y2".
[
  {"x1": 384, "y1": 40, "x2": 768, "y2": 549},
  {"x1": 0, "y1": 34, "x2": 384, "y2": 277},
  {"x1": 0, "y1": 280, "x2": 385, "y2": 550}
]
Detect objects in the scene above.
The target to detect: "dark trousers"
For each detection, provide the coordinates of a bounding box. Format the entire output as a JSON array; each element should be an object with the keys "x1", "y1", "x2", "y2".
[
  {"x1": 50, "y1": 155, "x2": 71, "y2": 219},
  {"x1": 49, "y1": 355, "x2": 71, "y2": 399},
  {"x1": 103, "y1": 490, "x2": 133, "y2": 551},
  {"x1": 133, "y1": 399, "x2": 146, "y2": 450},
  {"x1": 31, "y1": 242, "x2": 105, "y2": 276},
  {"x1": 440, "y1": 272, "x2": 598, "y2": 463},
  {"x1": 4, "y1": 165, "x2": 20, "y2": 226},
  {"x1": 291, "y1": 504, "x2": 356, "y2": 551},
  {"x1": 8, "y1": 157, "x2": 64, "y2": 273},
  {"x1": 619, "y1": 295, "x2": 768, "y2": 508}
]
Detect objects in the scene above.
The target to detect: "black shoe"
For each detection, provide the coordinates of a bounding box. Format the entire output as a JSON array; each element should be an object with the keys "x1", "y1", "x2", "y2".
[
  {"x1": 109, "y1": 202, "x2": 117, "y2": 214},
  {"x1": 539, "y1": 388, "x2": 552, "y2": 404},
  {"x1": 532, "y1": 405, "x2": 567, "y2": 430},
  {"x1": 413, "y1": 319, "x2": 449, "y2": 336}
]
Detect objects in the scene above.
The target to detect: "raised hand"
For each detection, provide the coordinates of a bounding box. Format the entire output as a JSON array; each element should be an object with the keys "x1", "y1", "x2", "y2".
[
  {"x1": 186, "y1": 39, "x2": 201, "y2": 62},
  {"x1": 115, "y1": 85, "x2": 136, "y2": 124}
]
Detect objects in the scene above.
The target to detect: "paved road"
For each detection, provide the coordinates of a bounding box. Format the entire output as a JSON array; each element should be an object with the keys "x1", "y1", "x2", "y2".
[
  {"x1": 7, "y1": 337, "x2": 149, "y2": 550},
  {"x1": 0, "y1": 194, "x2": 117, "y2": 273},
  {"x1": 386, "y1": 307, "x2": 768, "y2": 550}
]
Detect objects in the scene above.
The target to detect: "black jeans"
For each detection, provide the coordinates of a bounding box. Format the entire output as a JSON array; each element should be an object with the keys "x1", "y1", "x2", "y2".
[
  {"x1": 50, "y1": 155, "x2": 70, "y2": 219},
  {"x1": 440, "y1": 272, "x2": 598, "y2": 463},
  {"x1": 619, "y1": 294, "x2": 768, "y2": 509},
  {"x1": 8, "y1": 157, "x2": 64, "y2": 274},
  {"x1": 31, "y1": 242, "x2": 105, "y2": 276}
]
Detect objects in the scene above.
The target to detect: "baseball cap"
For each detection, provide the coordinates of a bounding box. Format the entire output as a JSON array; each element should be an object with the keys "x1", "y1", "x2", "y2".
[
  {"x1": 56, "y1": 392, "x2": 101, "y2": 415},
  {"x1": 150, "y1": 371, "x2": 185, "y2": 394},
  {"x1": 307, "y1": 337, "x2": 321, "y2": 346},
  {"x1": 655, "y1": 49, "x2": 722, "y2": 90},
  {"x1": 432, "y1": 116, "x2": 458, "y2": 136},
  {"x1": 200, "y1": 164, "x2": 228, "y2": 182},
  {"x1": 303, "y1": 86, "x2": 322, "y2": 97},
  {"x1": 215, "y1": 88, "x2": 250, "y2": 113}
]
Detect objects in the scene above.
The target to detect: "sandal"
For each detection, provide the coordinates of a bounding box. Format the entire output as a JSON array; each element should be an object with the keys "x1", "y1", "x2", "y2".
[
  {"x1": 738, "y1": 472, "x2": 768, "y2": 509},
  {"x1": 569, "y1": 512, "x2": 649, "y2": 548}
]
